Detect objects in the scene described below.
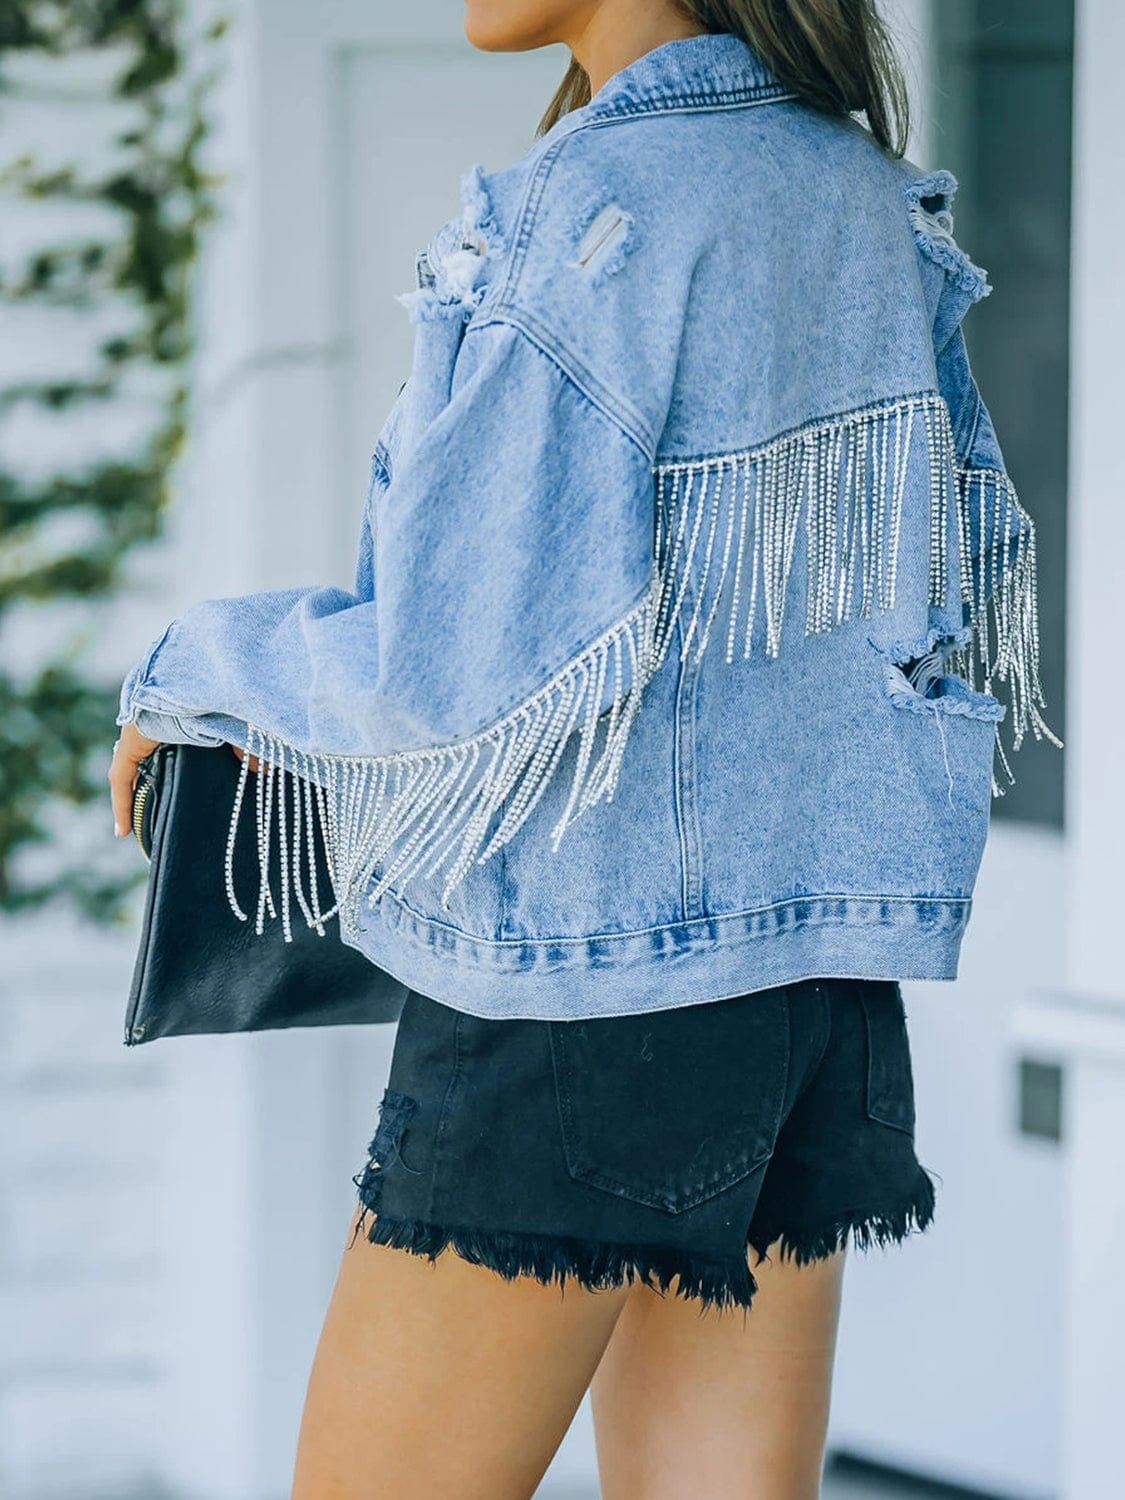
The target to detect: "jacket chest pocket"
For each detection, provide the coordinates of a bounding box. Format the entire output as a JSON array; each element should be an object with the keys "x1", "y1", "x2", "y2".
[{"x1": 547, "y1": 990, "x2": 790, "y2": 1215}]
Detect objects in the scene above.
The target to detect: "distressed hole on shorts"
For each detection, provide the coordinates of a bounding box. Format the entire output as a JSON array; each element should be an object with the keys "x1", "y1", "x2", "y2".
[{"x1": 348, "y1": 1088, "x2": 422, "y2": 1250}]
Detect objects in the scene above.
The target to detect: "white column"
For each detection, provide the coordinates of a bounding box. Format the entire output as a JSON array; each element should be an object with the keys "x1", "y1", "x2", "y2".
[
  {"x1": 1013, "y1": 2, "x2": 1125, "y2": 1497},
  {"x1": 1011, "y1": 1000, "x2": 1125, "y2": 1500},
  {"x1": 1068, "y1": 0, "x2": 1125, "y2": 985}
]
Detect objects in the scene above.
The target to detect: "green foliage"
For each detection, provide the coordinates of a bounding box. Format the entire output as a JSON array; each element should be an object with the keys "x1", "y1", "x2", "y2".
[{"x1": 0, "y1": 1, "x2": 224, "y2": 921}]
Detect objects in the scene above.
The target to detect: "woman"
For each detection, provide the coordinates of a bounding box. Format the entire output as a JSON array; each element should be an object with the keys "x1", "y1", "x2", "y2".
[{"x1": 108, "y1": 2, "x2": 1059, "y2": 1496}]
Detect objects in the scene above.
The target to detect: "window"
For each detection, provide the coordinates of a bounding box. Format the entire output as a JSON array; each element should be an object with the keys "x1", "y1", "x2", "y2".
[{"x1": 932, "y1": 0, "x2": 1073, "y2": 829}]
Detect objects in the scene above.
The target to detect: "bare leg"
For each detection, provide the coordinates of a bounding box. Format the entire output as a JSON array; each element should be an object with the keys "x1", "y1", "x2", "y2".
[
  {"x1": 290, "y1": 1207, "x2": 632, "y2": 1500},
  {"x1": 591, "y1": 1242, "x2": 847, "y2": 1500}
]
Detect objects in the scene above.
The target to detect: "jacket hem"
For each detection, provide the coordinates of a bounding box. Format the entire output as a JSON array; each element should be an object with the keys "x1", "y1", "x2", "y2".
[{"x1": 346, "y1": 891, "x2": 971, "y2": 1021}]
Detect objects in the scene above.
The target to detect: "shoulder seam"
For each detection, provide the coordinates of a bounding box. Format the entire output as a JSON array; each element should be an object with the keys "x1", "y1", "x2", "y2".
[
  {"x1": 487, "y1": 132, "x2": 573, "y2": 312},
  {"x1": 466, "y1": 311, "x2": 653, "y2": 458},
  {"x1": 473, "y1": 130, "x2": 667, "y2": 458}
]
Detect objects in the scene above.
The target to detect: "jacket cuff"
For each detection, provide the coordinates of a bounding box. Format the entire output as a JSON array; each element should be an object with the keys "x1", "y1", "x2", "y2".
[
  {"x1": 118, "y1": 702, "x2": 227, "y2": 747},
  {"x1": 115, "y1": 628, "x2": 226, "y2": 747}
]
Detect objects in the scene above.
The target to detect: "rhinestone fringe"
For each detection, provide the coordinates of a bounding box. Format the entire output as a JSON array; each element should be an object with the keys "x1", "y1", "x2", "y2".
[
  {"x1": 223, "y1": 390, "x2": 1054, "y2": 941},
  {"x1": 948, "y1": 463, "x2": 1063, "y2": 794}
]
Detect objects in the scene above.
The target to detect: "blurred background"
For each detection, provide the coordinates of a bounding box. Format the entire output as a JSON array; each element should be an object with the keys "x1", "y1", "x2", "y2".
[{"x1": 0, "y1": 1, "x2": 1119, "y2": 1496}]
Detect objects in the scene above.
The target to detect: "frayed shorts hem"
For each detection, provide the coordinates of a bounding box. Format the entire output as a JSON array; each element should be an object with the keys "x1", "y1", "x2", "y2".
[
  {"x1": 349, "y1": 1209, "x2": 760, "y2": 1313},
  {"x1": 747, "y1": 1164, "x2": 938, "y2": 1267},
  {"x1": 348, "y1": 1160, "x2": 936, "y2": 1315}
]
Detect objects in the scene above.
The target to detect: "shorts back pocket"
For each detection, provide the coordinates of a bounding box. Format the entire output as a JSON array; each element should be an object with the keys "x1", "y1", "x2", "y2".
[
  {"x1": 548, "y1": 989, "x2": 790, "y2": 1215},
  {"x1": 857, "y1": 980, "x2": 917, "y2": 1135}
]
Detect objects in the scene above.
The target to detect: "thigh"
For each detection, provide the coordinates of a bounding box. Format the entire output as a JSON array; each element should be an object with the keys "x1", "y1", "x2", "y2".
[
  {"x1": 296, "y1": 990, "x2": 633, "y2": 1498},
  {"x1": 591, "y1": 1244, "x2": 846, "y2": 1500},
  {"x1": 291, "y1": 1204, "x2": 630, "y2": 1500},
  {"x1": 311, "y1": 981, "x2": 812, "y2": 1496}
]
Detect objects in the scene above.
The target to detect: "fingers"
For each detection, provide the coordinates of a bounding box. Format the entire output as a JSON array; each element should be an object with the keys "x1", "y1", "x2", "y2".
[
  {"x1": 108, "y1": 728, "x2": 264, "y2": 842},
  {"x1": 108, "y1": 722, "x2": 162, "y2": 838}
]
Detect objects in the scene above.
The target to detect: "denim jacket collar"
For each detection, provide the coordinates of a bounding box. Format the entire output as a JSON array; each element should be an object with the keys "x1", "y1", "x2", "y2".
[{"x1": 580, "y1": 30, "x2": 796, "y2": 122}]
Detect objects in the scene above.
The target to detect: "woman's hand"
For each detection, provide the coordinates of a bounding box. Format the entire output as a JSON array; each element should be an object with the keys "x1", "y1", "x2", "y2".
[
  {"x1": 108, "y1": 722, "x2": 163, "y2": 837},
  {"x1": 109, "y1": 725, "x2": 261, "y2": 838}
]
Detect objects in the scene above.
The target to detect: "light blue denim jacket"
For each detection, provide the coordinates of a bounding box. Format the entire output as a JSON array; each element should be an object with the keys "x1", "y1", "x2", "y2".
[{"x1": 117, "y1": 32, "x2": 1061, "y2": 1021}]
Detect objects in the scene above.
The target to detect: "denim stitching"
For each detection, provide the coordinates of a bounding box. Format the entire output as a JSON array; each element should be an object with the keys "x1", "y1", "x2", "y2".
[
  {"x1": 548, "y1": 995, "x2": 789, "y2": 1214},
  {"x1": 427, "y1": 1008, "x2": 464, "y2": 1223},
  {"x1": 651, "y1": 386, "x2": 943, "y2": 468},
  {"x1": 581, "y1": 89, "x2": 799, "y2": 123},
  {"x1": 474, "y1": 306, "x2": 653, "y2": 455},
  {"x1": 857, "y1": 983, "x2": 917, "y2": 1136},
  {"x1": 383, "y1": 885, "x2": 972, "y2": 950}
]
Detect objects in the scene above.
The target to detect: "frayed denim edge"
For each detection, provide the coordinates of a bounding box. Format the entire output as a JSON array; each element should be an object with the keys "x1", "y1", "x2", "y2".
[
  {"x1": 747, "y1": 1163, "x2": 937, "y2": 1268},
  {"x1": 904, "y1": 168, "x2": 992, "y2": 303},
  {"x1": 352, "y1": 1211, "x2": 759, "y2": 1314},
  {"x1": 348, "y1": 1088, "x2": 421, "y2": 1251}
]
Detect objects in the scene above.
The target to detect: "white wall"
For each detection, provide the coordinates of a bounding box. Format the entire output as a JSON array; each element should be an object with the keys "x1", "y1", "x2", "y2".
[
  {"x1": 0, "y1": 44, "x2": 181, "y2": 1500},
  {"x1": 1013, "y1": 2, "x2": 1125, "y2": 1496}
]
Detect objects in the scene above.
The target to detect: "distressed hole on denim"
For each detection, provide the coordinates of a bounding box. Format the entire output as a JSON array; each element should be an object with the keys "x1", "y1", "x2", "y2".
[
  {"x1": 573, "y1": 202, "x2": 634, "y2": 280},
  {"x1": 349, "y1": 1088, "x2": 421, "y2": 1250},
  {"x1": 882, "y1": 631, "x2": 1005, "y2": 724}
]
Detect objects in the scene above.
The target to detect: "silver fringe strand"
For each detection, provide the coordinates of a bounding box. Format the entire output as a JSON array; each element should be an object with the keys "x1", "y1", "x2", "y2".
[
  {"x1": 651, "y1": 393, "x2": 934, "y2": 668},
  {"x1": 225, "y1": 390, "x2": 1055, "y2": 940},
  {"x1": 947, "y1": 463, "x2": 1064, "y2": 794},
  {"x1": 226, "y1": 597, "x2": 657, "y2": 940}
]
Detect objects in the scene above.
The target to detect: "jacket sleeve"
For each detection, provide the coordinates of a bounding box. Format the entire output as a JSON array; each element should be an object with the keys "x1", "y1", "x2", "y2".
[
  {"x1": 935, "y1": 319, "x2": 1023, "y2": 611},
  {"x1": 116, "y1": 314, "x2": 664, "y2": 929},
  {"x1": 937, "y1": 302, "x2": 1062, "y2": 762},
  {"x1": 907, "y1": 166, "x2": 1061, "y2": 760}
]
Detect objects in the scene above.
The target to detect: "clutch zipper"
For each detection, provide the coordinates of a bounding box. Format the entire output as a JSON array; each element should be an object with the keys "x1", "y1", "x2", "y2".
[
  {"x1": 132, "y1": 775, "x2": 154, "y2": 863},
  {"x1": 123, "y1": 748, "x2": 167, "y2": 1046}
]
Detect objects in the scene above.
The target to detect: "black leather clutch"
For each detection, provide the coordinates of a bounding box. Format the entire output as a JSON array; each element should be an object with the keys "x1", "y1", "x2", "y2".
[{"x1": 123, "y1": 741, "x2": 408, "y2": 1046}]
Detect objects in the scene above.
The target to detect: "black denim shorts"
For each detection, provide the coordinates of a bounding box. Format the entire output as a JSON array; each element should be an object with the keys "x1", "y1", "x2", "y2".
[{"x1": 349, "y1": 977, "x2": 936, "y2": 1314}]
